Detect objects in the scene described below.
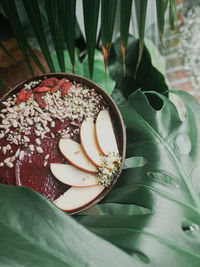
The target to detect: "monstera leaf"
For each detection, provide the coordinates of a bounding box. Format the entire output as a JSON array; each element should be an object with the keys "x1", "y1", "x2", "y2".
[
  {"x1": 1, "y1": 89, "x2": 200, "y2": 266},
  {"x1": 76, "y1": 90, "x2": 200, "y2": 266}
]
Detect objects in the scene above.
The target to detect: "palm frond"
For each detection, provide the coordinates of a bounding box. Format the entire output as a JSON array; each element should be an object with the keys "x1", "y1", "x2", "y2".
[
  {"x1": 156, "y1": 0, "x2": 165, "y2": 40},
  {"x1": 120, "y1": 0, "x2": 132, "y2": 75},
  {"x1": 83, "y1": 0, "x2": 100, "y2": 78},
  {"x1": 22, "y1": 0, "x2": 55, "y2": 72},
  {"x1": 60, "y1": 0, "x2": 76, "y2": 73},
  {"x1": 44, "y1": 0, "x2": 65, "y2": 72},
  {"x1": 135, "y1": 0, "x2": 148, "y2": 77},
  {"x1": 101, "y1": 0, "x2": 117, "y2": 72}
]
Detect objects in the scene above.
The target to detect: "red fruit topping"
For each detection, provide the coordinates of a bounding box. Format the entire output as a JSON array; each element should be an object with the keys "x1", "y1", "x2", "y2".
[
  {"x1": 25, "y1": 90, "x2": 33, "y2": 101},
  {"x1": 34, "y1": 94, "x2": 47, "y2": 108},
  {"x1": 17, "y1": 88, "x2": 26, "y2": 105},
  {"x1": 51, "y1": 78, "x2": 66, "y2": 93},
  {"x1": 40, "y1": 77, "x2": 58, "y2": 87},
  {"x1": 61, "y1": 81, "x2": 72, "y2": 97},
  {"x1": 33, "y1": 86, "x2": 51, "y2": 93}
]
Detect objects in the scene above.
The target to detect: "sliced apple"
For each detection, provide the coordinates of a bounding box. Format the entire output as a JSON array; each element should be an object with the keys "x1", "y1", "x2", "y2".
[
  {"x1": 59, "y1": 138, "x2": 97, "y2": 173},
  {"x1": 50, "y1": 163, "x2": 98, "y2": 187},
  {"x1": 95, "y1": 109, "x2": 118, "y2": 156},
  {"x1": 80, "y1": 117, "x2": 103, "y2": 166},
  {"x1": 54, "y1": 185, "x2": 105, "y2": 211}
]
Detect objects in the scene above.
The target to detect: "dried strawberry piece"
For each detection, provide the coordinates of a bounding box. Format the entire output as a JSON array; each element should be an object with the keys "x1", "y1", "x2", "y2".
[
  {"x1": 33, "y1": 86, "x2": 51, "y2": 93},
  {"x1": 40, "y1": 77, "x2": 58, "y2": 87},
  {"x1": 25, "y1": 90, "x2": 33, "y2": 101},
  {"x1": 34, "y1": 94, "x2": 47, "y2": 108},
  {"x1": 61, "y1": 81, "x2": 72, "y2": 97},
  {"x1": 51, "y1": 78, "x2": 66, "y2": 93},
  {"x1": 17, "y1": 88, "x2": 26, "y2": 105}
]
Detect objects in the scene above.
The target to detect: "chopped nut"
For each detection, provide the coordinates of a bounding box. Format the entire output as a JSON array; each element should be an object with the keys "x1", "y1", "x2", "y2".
[
  {"x1": 0, "y1": 133, "x2": 5, "y2": 139},
  {"x1": 15, "y1": 148, "x2": 20, "y2": 157},
  {"x1": 10, "y1": 156, "x2": 15, "y2": 163},
  {"x1": 35, "y1": 138, "x2": 41, "y2": 145},
  {"x1": 44, "y1": 161, "x2": 48, "y2": 167},
  {"x1": 7, "y1": 107, "x2": 14, "y2": 113},
  {"x1": 6, "y1": 144, "x2": 11, "y2": 151},
  {"x1": 29, "y1": 144, "x2": 35, "y2": 151},
  {"x1": 2, "y1": 120, "x2": 10, "y2": 125},
  {"x1": 50, "y1": 121, "x2": 55, "y2": 128},
  {"x1": 2, "y1": 146, "x2": 7, "y2": 155},
  {"x1": 12, "y1": 120, "x2": 18, "y2": 128},
  {"x1": 19, "y1": 150, "x2": 25, "y2": 161},
  {"x1": 5, "y1": 162, "x2": 13, "y2": 168},
  {"x1": 36, "y1": 146, "x2": 43, "y2": 154},
  {"x1": 35, "y1": 130, "x2": 41, "y2": 137},
  {"x1": 24, "y1": 136, "x2": 30, "y2": 143},
  {"x1": 24, "y1": 107, "x2": 30, "y2": 117},
  {"x1": 45, "y1": 154, "x2": 49, "y2": 160},
  {"x1": 0, "y1": 162, "x2": 4, "y2": 167},
  {"x1": 13, "y1": 138, "x2": 19, "y2": 145},
  {"x1": 26, "y1": 118, "x2": 33, "y2": 125}
]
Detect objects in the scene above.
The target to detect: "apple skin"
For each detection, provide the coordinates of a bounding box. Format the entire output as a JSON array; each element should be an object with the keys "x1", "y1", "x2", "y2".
[
  {"x1": 54, "y1": 185, "x2": 105, "y2": 211},
  {"x1": 80, "y1": 117, "x2": 103, "y2": 167},
  {"x1": 50, "y1": 163, "x2": 98, "y2": 187},
  {"x1": 59, "y1": 138, "x2": 97, "y2": 174},
  {"x1": 95, "y1": 109, "x2": 119, "y2": 156}
]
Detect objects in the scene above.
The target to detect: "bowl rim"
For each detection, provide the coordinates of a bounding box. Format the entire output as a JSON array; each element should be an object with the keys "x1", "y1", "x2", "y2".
[{"x1": 0, "y1": 72, "x2": 126, "y2": 215}]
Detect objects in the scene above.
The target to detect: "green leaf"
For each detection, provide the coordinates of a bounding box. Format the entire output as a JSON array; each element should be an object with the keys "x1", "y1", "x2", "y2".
[
  {"x1": 51, "y1": 49, "x2": 115, "y2": 95},
  {"x1": 135, "y1": 0, "x2": 148, "y2": 76},
  {"x1": 0, "y1": 184, "x2": 138, "y2": 267},
  {"x1": 144, "y1": 38, "x2": 166, "y2": 76},
  {"x1": 44, "y1": 0, "x2": 65, "y2": 72},
  {"x1": 101, "y1": 0, "x2": 117, "y2": 46},
  {"x1": 120, "y1": 0, "x2": 132, "y2": 74},
  {"x1": 83, "y1": 0, "x2": 100, "y2": 78},
  {"x1": 22, "y1": 0, "x2": 55, "y2": 72},
  {"x1": 60, "y1": 0, "x2": 76, "y2": 71},
  {"x1": 76, "y1": 90, "x2": 200, "y2": 266},
  {"x1": 164, "y1": 0, "x2": 169, "y2": 13},
  {"x1": 156, "y1": 0, "x2": 165, "y2": 39},
  {"x1": 109, "y1": 35, "x2": 168, "y2": 101},
  {"x1": 101, "y1": 0, "x2": 117, "y2": 71},
  {"x1": 169, "y1": 0, "x2": 177, "y2": 31},
  {"x1": 120, "y1": 0, "x2": 132, "y2": 48}
]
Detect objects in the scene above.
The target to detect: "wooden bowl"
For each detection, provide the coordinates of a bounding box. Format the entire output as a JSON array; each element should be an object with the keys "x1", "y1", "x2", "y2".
[{"x1": 0, "y1": 73, "x2": 126, "y2": 215}]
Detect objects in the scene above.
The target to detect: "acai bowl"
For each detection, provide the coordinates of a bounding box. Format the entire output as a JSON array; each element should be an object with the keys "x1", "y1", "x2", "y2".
[{"x1": 0, "y1": 73, "x2": 126, "y2": 214}]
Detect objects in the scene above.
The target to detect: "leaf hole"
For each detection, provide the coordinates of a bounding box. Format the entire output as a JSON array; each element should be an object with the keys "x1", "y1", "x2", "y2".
[
  {"x1": 131, "y1": 250, "x2": 150, "y2": 264},
  {"x1": 147, "y1": 171, "x2": 179, "y2": 188},
  {"x1": 175, "y1": 134, "x2": 191, "y2": 155},
  {"x1": 169, "y1": 93, "x2": 187, "y2": 121},
  {"x1": 145, "y1": 92, "x2": 164, "y2": 111},
  {"x1": 123, "y1": 156, "x2": 147, "y2": 170},
  {"x1": 182, "y1": 221, "x2": 199, "y2": 233}
]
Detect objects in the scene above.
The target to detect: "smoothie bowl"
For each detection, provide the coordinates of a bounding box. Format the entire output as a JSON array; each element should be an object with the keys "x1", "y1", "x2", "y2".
[{"x1": 0, "y1": 73, "x2": 126, "y2": 214}]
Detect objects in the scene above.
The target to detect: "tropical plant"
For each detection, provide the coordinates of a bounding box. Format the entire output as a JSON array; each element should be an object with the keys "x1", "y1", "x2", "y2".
[
  {"x1": 0, "y1": 0, "x2": 177, "y2": 77},
  {"x1": 1, "y1": 89, "x2": 200, "y2": 266}
]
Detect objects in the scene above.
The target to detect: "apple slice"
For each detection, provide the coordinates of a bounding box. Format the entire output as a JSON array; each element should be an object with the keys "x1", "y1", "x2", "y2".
[
  {"x1": 54, "y1": 185, "x2": 105, "y2": 211},
  {"x1": 80, "y1": 117, "x2": 103, "y2": 166},
  {"x1": 50, "y1": 163, "x2": 98, "y2": 187},
  {"x1": 59, "y1": 138, "x2": 97, "y2": 173},
  {"x1": 95, "y1": 109, "x2": 118, "y2": 156}
]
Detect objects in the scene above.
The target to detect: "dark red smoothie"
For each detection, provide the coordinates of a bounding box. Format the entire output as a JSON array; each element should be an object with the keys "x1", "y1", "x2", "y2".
[{"x1": 0, "y1": 77, "x2": 105, "y2": 201}]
